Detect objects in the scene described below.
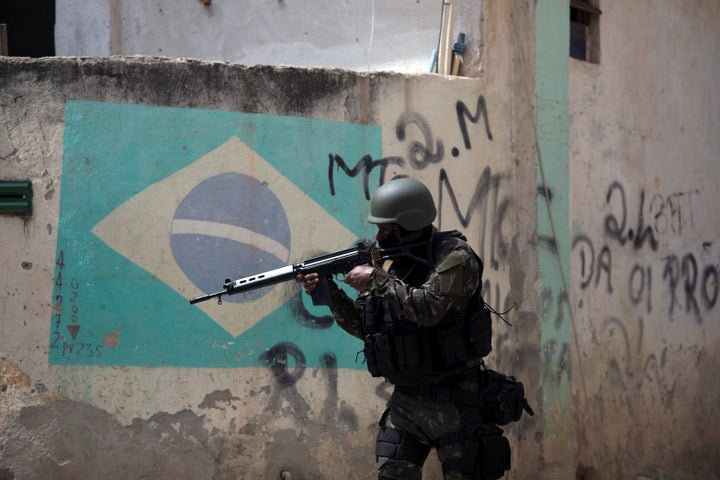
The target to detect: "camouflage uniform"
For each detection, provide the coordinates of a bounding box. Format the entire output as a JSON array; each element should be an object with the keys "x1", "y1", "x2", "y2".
[
  {"x1": 329, "y1": 233, "x2": 481, "y2": 333},
  {"x1": 328, "y1": 233, "x2": 489, "y2": 480}
]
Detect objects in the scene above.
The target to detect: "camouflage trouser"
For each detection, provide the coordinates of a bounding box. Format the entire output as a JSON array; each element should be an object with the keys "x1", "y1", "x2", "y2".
[{"x1": 375, "y1": 389, "x2": 469, "y2": 480}]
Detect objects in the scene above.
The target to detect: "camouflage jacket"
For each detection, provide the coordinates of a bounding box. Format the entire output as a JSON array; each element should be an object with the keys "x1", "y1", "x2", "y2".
[{"x1": 328, "y1": 231, "x2": 482, "y2": 339}]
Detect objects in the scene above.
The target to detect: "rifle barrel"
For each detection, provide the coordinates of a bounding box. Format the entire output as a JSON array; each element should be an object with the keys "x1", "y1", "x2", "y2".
[{"x1": 188, "y1": 290, "x2": 224, "y2": 304}]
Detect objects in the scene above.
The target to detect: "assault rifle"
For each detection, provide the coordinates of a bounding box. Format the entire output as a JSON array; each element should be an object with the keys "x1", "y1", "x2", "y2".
[{"x1": 188, "y1": 240, "x2": 433, "y2": 306}]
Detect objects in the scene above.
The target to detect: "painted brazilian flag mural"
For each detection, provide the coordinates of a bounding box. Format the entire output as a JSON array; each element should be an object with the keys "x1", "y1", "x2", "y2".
[{"x1": 51, "y1": 100, "x2": 381, "y2": 368}]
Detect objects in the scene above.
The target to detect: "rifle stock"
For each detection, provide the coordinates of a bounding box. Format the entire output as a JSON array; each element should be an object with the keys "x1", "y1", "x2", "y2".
[{"x1": 188, "y1": 239, "x2": 433, "y2": 306}]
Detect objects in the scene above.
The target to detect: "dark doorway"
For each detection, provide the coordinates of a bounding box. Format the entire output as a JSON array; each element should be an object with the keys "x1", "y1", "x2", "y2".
[{"x1": 0, "y1": 0, "x2": 56, "y2": 57}]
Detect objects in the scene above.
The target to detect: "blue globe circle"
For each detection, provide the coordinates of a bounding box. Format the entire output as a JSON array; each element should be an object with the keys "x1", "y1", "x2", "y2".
[{"x1": 172, "y1": 173, "x2": 291, "y2": 303}]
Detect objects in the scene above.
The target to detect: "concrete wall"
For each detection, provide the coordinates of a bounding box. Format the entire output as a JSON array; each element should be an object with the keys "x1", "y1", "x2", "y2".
[
  {"x1": 2, "y1": 1, "x2": 718, "y2": 479},
  {"x1": 0, "y1": 14, "x2": 538, "y2": 476},
  {"x1": 567, "y1": 2, "x2": 720, "y2": 480}
]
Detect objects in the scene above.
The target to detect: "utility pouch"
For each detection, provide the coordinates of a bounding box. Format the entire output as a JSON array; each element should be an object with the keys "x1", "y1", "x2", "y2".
[
  {"x1": 458, "y1": 424, "x2": 510, "y2": 479},
  {"x1": 437, "y1": 323, "x2": 472, "y2": 366},
  {"x1": 475, "y1": 433, "x2": 511, "y2": 479},
  {"x1": 364, "y1": 333, "x2": 391, "y2": 378},
  {"x1": 480, "y1": 370, "x2": 534, "y2": 426},
  {"x1": 467, "y1": 303, "x2": 492, "y2": 358}
]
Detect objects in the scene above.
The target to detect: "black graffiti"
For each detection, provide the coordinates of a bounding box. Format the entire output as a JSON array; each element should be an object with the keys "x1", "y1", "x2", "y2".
[
  {"x1": 396, "y1": 95, "x2": 494, "y2": 163},
  {"x1": 288, "y1": 290, "x2": 335, "y2": 329},
  {"x1": 663, "y1": 253, "x2": 719, "y2": 321},
  {"x1": 628, "y1": 264, "x2": 652, "y2": 314},
  {"x1": 326, "y1": 97, "x2": 507, "y2": 271},
  {"x1": 261, "y1": 343, "x2": 360, "y2": 429},
  {"x1": 572, "y1": 234, "x2": 613, "y2": 294},
  {"x1": 455, "y1": 95, "x2": 493, "y2": 152},
  {"x1": 604, "y1": 181, "x2": 699, "y2": 249},
  {"x1": 541, "y1": 338, "x2": 571, "y2": 389},
  {"x1": 328, "y1": 153, "x2": 403, "y2": 200},
  {"x1": 574, "y1": 180, "x2": 717, "y2": 323},
  {"x1": 537, "y1": 186, "x2": 558, "y2": 253},
  {"x1": 328, "y1": 95, "x2": 494, "y2": 200},
  {"x1": 438, "y1": 167, "x2": 511, "y2": 270},
  {"x1": 540, "y1": 286, "x2": 569, "y2": 330},
  {"x1": 602, "y1": 316, "x2": 676, "y2": 412},
  {"x1": 327, "y1": 109, "x2": 447, "y2": 200},
  {"x1": 395, "y1": 112, "x2": 443, "y2": 169},
  {"x1": 649, "y1": 189, "x2": 698, "y2": 237},
  {"x1": 702, "y1": 266, "x2": 719, "y2": 309},
  {"x1": 682, "y1": 255, "x2": 701, "y2": 319},
  {"x1": 596, "y1": 246, "x2": 613, "y2": 294},
  {"x1": 260, "y1": 342, "x2": 312, "y2": 417},
  {"x1": 574, "y1": 231, "x2": 718, "y2": 321},
  {"x1": 604, "y1": 181, "x2": 658, "y2": 251},
  {"x1": 260, "y1": 342, "x2": 307, "y2": 387},
  {"x1": 572, "y1": 235, "x2": 593, "y2": 289},
  {"x1": 319, "y1": 353, "x2": 339, "y2": 420}
]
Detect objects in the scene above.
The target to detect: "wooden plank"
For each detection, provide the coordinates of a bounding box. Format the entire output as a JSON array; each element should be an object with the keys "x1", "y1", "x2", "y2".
[
  {"x1": 0, "y1": 24, "x2": 8, "y2": 56},
  {"x1": 437, "y1": 0, "x2": 455, "y2": 75},
  {"x1": 570, "y1": 0, "x2": 602, "y2": 15}
]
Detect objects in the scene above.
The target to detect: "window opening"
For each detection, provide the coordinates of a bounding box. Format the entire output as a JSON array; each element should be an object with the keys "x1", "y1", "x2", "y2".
[{"x1": 570, "y1": 0, "x2": 601, "y2": 63}]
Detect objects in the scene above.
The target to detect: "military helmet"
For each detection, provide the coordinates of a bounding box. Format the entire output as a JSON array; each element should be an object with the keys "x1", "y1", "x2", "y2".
[{"x1": 367, "y1": 177, "x2": 437, "y2": 231}]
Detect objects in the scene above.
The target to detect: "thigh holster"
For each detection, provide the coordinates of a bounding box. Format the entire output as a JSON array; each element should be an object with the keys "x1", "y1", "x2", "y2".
[{"x1": 375, "y1": 426, "x2": 431, "y2": 467}]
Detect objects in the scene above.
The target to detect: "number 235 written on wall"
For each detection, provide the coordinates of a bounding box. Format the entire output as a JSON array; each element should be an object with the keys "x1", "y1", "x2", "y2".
[{"x1": 50, "y1": 250, "x2": 104, "y2": 360}]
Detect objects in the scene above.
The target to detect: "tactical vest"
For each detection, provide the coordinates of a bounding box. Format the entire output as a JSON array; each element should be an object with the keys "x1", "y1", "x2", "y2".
[{"x1": 361, "y1": 231, "x2": 492, "y2": 385}]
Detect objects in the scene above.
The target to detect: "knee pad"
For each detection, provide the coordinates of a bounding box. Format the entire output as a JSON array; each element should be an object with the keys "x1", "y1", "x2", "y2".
[{"x1": 375, "y1": 426, "x2": 431, "y2": 467}]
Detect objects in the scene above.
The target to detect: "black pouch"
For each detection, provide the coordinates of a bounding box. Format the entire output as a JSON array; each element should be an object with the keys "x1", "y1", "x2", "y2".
[
  {"x1": 467, "y1": 303, "x2": 492, "y2": 358},
  {"x1": 459, "y1": 424, "x2": 511, "y2": 479},
  {"x1": 477, "y1": 433, "x2": 511, "y2": 478},
  {"x1": 480, "y1": 370, "x2": 534, "y2": 426},
  {"x1": 364, "y1": 333, "x2": 393, "y2": 378}
]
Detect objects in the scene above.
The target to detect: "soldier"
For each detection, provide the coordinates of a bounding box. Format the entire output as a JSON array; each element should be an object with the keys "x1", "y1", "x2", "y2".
[{"x1": 297, "y1": 177, "x2": 531, "y2": 480}]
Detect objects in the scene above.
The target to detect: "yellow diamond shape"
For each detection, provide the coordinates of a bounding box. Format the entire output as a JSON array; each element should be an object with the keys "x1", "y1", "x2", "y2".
[{"x1": 92, "y1": 136, "x2": 357, "y2": 337}]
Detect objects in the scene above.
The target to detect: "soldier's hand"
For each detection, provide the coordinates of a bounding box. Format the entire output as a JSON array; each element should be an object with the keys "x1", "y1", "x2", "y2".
[
  {"x1": 296, "y1": 272, "x2": 320, "y2": 294},
  {"x1": 344, "y1": 265, "x2": 375, "y2": 291}
]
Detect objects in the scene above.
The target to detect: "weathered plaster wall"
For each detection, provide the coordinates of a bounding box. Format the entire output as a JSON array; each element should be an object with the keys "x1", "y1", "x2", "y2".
[
  {"x1": 6, "y1": 1, "x2": 716, "y2": 478},
  {"x1": 568, "y1": 2, "x2": 720, "y2": 479},
  {"x1": 0, "y1": 46, "x2": 538, "y2": 479},
  {"x1": 55, "y1": 0, "x2": 484, "y2": 75}
]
